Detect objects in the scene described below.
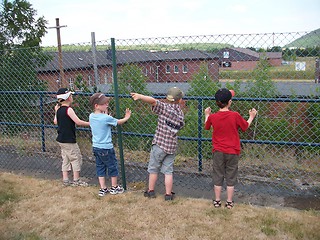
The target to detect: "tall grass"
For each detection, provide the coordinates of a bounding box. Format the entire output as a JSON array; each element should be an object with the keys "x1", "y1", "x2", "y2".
[{"x1": 220, "y1": 57, "x2": 317, "y2": 80}]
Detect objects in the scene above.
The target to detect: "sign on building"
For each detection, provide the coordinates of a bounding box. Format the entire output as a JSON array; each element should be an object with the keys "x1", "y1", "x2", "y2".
[{"x1": 295, "y1": 62, "x2": 306, "y2": 71}]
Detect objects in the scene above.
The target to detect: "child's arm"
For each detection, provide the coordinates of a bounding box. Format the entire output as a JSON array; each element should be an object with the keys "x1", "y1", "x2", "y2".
[
  {"x1": 117, "y1": 108, "x2": 131, "y2": 125},
  {"x1": 67, "y1": 108, "x2": 90, "y2": 127},
  {"x1": 247, "y1": 108, "x2": 258, "y2": 127},
  {"x1": 53, "y1": 104, "x2": 59, "y2": 125},
  {"x1": 204, "y1": 107, "x2": 211, "y2": 124},
  {"x1": 130, "y1": 93, "x2": 156, "y2": 106},
  {"x1": 204, "y1": 107, "x2": 212, "y2": 130}
]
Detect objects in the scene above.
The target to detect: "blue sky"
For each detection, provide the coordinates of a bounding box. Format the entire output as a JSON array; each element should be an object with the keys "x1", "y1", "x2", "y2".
[{"x1": 30, "y1": 0, "x2": 320, "y2": 46}]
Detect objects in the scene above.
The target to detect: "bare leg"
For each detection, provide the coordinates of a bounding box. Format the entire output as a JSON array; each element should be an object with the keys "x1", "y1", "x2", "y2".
[
  {"x1": 98, "y1": 177, "x2": 107, "y2": 189},
  {"x1": 226, "y1": 186, "x2": 234, "y2": 202},
  {"x1": 73, "y1": 171, "x2": 80, "y2": 181},
  {"x1": 111, "y1": 176, "x2": 118, "y2": 187},
  {"x1": 214, "y1": 185, "x2": 222, "y2": 201},
  {"x1": 62, "y1": 171, "x2": 69, "y2": 181},
  {"x1": 148, "y1": 173, "x2": 158, "y2": 191},
  {"x1": 164, "y1": 174, "x2": 173, "y2": 195}
]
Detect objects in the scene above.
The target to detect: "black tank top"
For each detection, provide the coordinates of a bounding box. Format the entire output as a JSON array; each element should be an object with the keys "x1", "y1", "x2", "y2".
[{"x1": 56, "y1": 106, "x2": 76, "y2": 143}]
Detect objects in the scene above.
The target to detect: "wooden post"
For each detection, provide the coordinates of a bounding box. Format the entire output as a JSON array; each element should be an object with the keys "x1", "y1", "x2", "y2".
[{"x1": 49, "y1": 18, "x2": 67, "y2": 88}]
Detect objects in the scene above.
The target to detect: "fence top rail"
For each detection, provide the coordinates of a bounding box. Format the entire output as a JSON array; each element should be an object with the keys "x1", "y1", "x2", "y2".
[{"x1": 1, "y1": 91, "x2": 319, "y2": 103}]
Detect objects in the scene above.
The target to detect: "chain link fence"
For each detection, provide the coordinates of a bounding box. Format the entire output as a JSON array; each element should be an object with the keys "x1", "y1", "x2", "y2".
[{"x1": 1, "y1": 31, "x2": 319, "y2": 207}]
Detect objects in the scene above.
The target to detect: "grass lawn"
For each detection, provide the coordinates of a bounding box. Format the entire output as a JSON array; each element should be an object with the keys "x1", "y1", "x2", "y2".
[{"x1": 0, "y1": 172, "x2": 319, "y2": 240}]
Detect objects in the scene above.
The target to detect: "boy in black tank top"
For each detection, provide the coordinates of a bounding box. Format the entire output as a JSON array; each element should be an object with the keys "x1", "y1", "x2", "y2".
[{"x1": 54, "y1": 88, "x2": 90, "y2": 186}]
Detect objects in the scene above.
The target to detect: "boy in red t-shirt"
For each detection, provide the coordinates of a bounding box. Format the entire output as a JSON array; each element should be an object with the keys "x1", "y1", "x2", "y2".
[{"x1": 204, "y1": 88, "x2": 257, "y2": 209}]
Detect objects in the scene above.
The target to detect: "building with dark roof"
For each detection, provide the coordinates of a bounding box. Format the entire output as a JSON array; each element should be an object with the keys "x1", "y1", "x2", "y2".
[
  {"x1": 216, "y1": 48, "x2": 282, "y2": 70},
  {"x1": 38, "y1": 50, "x2": 219, "y2": 91}
]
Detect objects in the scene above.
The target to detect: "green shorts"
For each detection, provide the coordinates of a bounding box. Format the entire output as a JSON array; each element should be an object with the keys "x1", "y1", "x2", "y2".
[{"x1": 212, "y1": 151, "x2": 239, "y2": 186}]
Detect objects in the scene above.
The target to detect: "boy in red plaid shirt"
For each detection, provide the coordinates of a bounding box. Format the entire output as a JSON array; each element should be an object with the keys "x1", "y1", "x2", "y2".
[{"x1": 131, "y1": 87, "x2": 185, "y2": 201}]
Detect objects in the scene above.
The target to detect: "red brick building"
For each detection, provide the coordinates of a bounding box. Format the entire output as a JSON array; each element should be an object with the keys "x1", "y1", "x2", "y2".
[
  {"x1": 37, "y1": 50, "x2": 219, "y2": 92},
  {"x1": 216, "y1": 48, "x2": 282, "y2": 70}
]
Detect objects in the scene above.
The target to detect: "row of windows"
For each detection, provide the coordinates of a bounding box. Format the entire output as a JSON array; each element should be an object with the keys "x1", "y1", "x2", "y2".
[
  {"x1": 144, "y1": 65, "x2": 189, "y2": 75},
  {"x1": 66, "y1": 72, "x2": 113, "y2": 88},
  {"x1": 166, "y1": 64, "x2": 188, "y2": 73},
  {"x1": 65, "y1": 64, "x2": 190, "y2": 89}
]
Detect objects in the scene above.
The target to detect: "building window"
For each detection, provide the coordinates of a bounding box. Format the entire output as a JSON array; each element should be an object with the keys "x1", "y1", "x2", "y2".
[
  {"x1": 104, "y1": 73, "x2": 108, "y2": 84},
  {"x1": 166, "y1": 65, "x2": 170, "y2": 73},
  {"x1": 88, "y1": 75, "x2": 92, "y2": 86},
  {"x1": 174, "y1": 65, "x2": 179, "y2": 73},
  {"x1": 222, "y1": 61, "x2": 232, "y2": 67},
  {"x1": 183, "y1": 65, "x2": 188, "y2": 73},
  {"x1": 68, "y1": 78, "x2": 74, "y2": 90},
  {"x1": 145, "y1": 67, "x2": 148, "y2": 76},
  {"x1": 156, "y1": 66, "x2": 159, "y2": 82},
  {"x1": 223, "y1": 51, "x2": 229, "y2": 58}
]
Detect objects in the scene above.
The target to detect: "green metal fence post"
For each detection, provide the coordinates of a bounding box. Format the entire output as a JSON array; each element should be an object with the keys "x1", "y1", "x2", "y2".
[
  {"x1": 111, "y1": 38, "x2": 127, "y2": 190},
  {"x1": 40, "y1": 94, "x2": 46, "y2": 152},
  {"x1": 197, "y1": 98, "x2": 203, "y2": 172}
]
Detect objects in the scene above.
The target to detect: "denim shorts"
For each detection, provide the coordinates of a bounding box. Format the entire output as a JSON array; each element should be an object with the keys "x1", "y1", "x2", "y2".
[
  {"x1": 93, "y1": 147, "x2": 119, "y2": 177},
  {"x1": 212, "y1": 151, "x2": 239, "y2": 186},
  {"x1": 148, "y1": 145, "x2": 175, "y2": 175}
]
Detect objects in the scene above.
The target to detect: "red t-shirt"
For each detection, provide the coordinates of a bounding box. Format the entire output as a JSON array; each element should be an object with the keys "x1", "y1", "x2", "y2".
[{"x1": 205, "y1": 111, "x2": 249, "y2": 155}]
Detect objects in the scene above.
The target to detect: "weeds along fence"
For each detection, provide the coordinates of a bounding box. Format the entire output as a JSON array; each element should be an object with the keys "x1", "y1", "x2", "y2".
[{"x1": 0, "y1": 32, "x2": 320, "y2": 204}]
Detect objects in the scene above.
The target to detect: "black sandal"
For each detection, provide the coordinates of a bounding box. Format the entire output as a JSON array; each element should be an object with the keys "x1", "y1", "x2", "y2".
[
  {"x1": 213, "y1": 200, "x2": 221, "y2": 208},
  {"x1": 225, "y1": 201, "x2": 234, "y2": 209}
]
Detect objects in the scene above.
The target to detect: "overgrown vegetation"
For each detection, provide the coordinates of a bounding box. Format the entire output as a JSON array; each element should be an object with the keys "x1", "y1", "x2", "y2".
[
  {"x1": 115, "y1": 64, "x2": 150, "y2": 95},
  {"x1": 187, "y1": 63, "x2": 221, "y2": 96}
]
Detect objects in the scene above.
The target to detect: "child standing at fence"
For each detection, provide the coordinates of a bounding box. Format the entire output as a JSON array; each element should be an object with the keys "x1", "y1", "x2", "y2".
[
  {"x1": 89, "y1": 93, "x2": 131, "y2": 196},
  {"x1": 54, "y1": 88, "x2": 90, "y2": 187},
  {"x1": 131, "y1": 87, "x2": 185, "y2": 201},
  {"x1": 204, "y1": 88, "x2": 257, "y2": 209}
]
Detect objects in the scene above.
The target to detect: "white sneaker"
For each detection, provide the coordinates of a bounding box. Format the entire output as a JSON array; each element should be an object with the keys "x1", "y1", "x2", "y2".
[
  {"x1": 98, "y1": 188, "x2": 109, "y2": 196},
  {"x1": 71, "y1": 179, "x2": 88, "y2": 187},
  {"x1": 109, "y1": 185, "x2": 124, "y2": 195}
]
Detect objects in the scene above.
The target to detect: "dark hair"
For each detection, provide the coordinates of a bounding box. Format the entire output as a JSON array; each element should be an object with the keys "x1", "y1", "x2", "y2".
[
  {"x1": 215, "y1": 88, "x2": 232, "y2": 104},
  {"x1": 216, "y1": 101, "x2": 229, "y2": 109},
  {"x1": 57, "y1": 99, "x2": 64, "y2": 106}
]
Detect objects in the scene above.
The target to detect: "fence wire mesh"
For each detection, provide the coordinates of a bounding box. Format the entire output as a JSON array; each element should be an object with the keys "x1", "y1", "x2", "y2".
[{"x1": 0, "y1": 31, "x2": 319, "y2": 207}]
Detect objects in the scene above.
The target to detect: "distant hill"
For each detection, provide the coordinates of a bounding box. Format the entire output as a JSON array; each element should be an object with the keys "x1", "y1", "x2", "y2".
[
  {"x1": 43, "y1": 42, "x2": 233, "y2": 52},
  {"x1": 284, "y1": 28, "x2": 320, "y2": 48}
]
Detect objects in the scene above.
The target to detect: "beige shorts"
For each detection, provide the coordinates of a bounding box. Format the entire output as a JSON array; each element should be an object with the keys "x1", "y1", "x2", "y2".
[{"x1": 58, "y1": 143, "x2": 83, "y2": 172}]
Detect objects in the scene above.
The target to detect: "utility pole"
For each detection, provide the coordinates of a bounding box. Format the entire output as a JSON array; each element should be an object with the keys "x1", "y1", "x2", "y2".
[
  {"x1": 91, "y1": 32, "x2": 100, "y2": 87},
  {"x1": 49, "y1": 18, "x2": 67, "y2": 88}
]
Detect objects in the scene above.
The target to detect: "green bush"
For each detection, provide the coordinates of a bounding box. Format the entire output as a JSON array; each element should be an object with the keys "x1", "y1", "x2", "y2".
[
  {"x1": 306, "y1": 102, "x2": 320, "y2": 144},
  {"x1": 256, "y1": 118, "x2": 290, "y2": 141}
]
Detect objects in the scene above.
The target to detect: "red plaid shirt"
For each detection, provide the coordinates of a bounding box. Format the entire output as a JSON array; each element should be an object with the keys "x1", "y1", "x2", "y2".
[{"x1": 151, "y1": 100, "x2": 185, "y2": 154}]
